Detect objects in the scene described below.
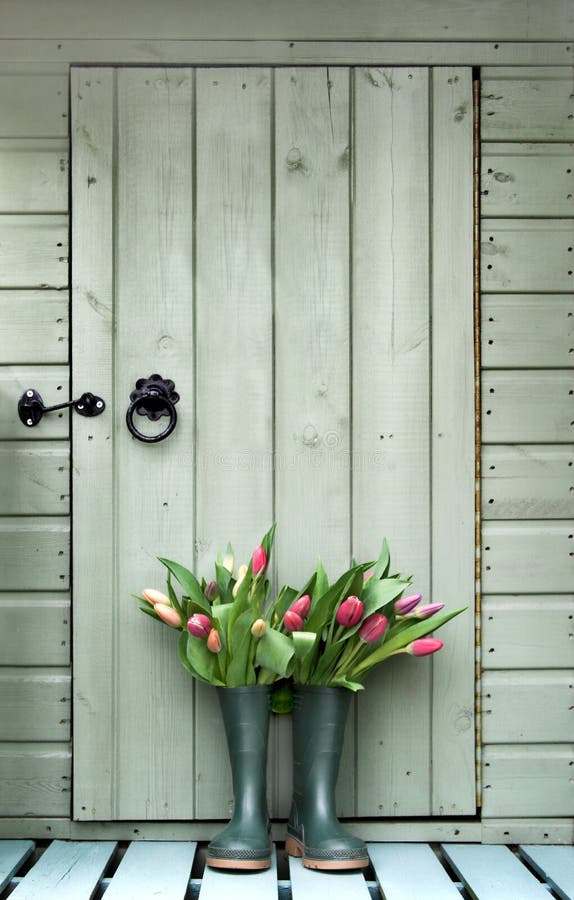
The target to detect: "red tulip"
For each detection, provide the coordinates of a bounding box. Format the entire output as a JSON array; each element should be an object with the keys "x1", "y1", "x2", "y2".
[
  {"x1": 155, "y1": 603, "x2": 182, "y2": 628},
  {"x1": 406, "y1": 637, "x2": 444, "y2": 657},
  {"x1": 252, "y1": 545, "x2": 267, "y2": 575},
  {"x1": 359, "y1": 613, "x2": 388, "y2": 643},
  {"x1": 284, "y1": 609, "x2": 304, "y2": 632},
  {"x1": 336, "y1": 595, "x2": 364, "y2": 627},
  {"x1": 394, "y1": 593, "x2": 422, "y2": 615},
  {"x1": 406, "y1": 602, "x2": 444, "y2": 620},
  {"x1": 187, "y1": 613, "x2": 212, "y2": 638},
  {"x1": 142, "y1": 588, "x2": 169, "y2": 606},
  {"x1": 207, "y1": 628, "x2": 222, "y2": 653},
  {"x1": 290, "y1": 594, "x2": 311, "y2": 619}
]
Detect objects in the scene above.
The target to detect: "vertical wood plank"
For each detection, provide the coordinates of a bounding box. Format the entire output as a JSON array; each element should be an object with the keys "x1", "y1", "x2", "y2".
[
  {"x1": 71, "y1": 66, "x2": 115, "y2": 820},
  {"x1": 353, "y1": 66, "x2": 432, "y2": 816},
  {"x1": 274, "y1": 66, "x2": 352, "y2": 815},
  {"x1": 193, "y1": 67, "x2": 273, "y2": 818},
  {"x1": 431, "y1": 67, "x2": 476, "y2": 815},
  {"x1": 114, "y1": 68, "x2": 196, "y2": 820}
]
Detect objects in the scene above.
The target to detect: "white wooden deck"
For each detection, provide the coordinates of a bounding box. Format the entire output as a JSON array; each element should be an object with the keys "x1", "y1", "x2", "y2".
[{"x1": 0, "y1": 840, "x2": 573, "y2": 899}]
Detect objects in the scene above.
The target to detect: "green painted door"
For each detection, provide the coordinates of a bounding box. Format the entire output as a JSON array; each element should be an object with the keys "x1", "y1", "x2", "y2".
[{"x1": 71, "y1": 65, "x2": 475, "y2": 821}]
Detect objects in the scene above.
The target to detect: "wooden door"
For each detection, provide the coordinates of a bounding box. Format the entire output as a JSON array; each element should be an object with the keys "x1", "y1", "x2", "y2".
[{"x1": 71, "y1": 65, "x2": 475, "y2": 821}]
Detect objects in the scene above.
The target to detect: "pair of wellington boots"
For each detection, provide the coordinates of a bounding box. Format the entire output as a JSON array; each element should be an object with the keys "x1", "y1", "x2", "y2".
[{"x1": 206, "y1": 684, "x2": 369, "y2": 871}]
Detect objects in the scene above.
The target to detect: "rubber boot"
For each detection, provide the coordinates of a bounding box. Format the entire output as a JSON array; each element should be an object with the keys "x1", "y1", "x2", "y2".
[
  {"x1": 286, "y1": 685, "x2": 369, "y2": 870},
  {"x1": 206, "y1": 685, "x2": 272, "y2": 870}
]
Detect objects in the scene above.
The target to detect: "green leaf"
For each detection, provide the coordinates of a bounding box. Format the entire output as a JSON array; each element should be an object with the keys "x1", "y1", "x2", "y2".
[
  {"x1": 292, "y1": 630, "x2": 317, "y2": 661},
  {"x1": 330, "y1": 676, "x2": 365, "y2": 692},
  {"x1": 314, "y1": 560, "x2": 329, "y2": 599},
  {"x1": 226, "y1": 608, "x2": 255, "y2": 686},
  {"x1": 255, "y1": 627, "x2": 295, "y2": 678},
  {"x1": 373, "y1": 538, "x2": 391, "y2": 580},
  {"x1": 158, "y1": 558, "x2": 211, "y2": 615},
  {"x1": 186, "y1": 632, "x2": 225, "y2": 686},
  {"x1": 352, "y1": 606, "x2": 467, "y2": 677},
  {"x1": 335, "y1": 578, "x2": 410, "y2": 644},
  {"x1": 310, "y1": 640, "x2": 345, "y2": 684},
  {"x1": 260, "y1": 522, "x2": 277, "y2": 557},
  {"x1": 215, "y1": 562, "x2": 233, "y2": 601},
  {"x1": 138, "y1": 604, "x2": 161, "y2": 621},
  {"x1": 271, "y1": 584, "x2": 298, "y2": 622},
  {"x1": 228, "y1": 563, "x2": 253, "y2": 636}
]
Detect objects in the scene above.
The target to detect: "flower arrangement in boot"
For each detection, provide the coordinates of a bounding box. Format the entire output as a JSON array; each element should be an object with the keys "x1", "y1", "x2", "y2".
[
  {"x1": 135, "y1": 524, "x2": 290, "y2": 871},
  {"x1": 136, "y1": 524, "x2": 295, "y2": 688},
  {"x1": 280, "y1": 538, "x2": 466, "y2": 870}
]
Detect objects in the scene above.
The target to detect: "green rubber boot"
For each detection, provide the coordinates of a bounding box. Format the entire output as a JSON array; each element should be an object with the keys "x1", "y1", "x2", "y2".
[
  {"x1": 206, "y1": 685, "x2": 272, "y2": 870},
  {"x1": 286, "y1": 685, "x2": 369, "y2": 870}
]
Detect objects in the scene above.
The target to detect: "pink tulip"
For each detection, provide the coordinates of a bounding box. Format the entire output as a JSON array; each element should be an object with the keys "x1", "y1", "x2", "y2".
[
  {"x1": 406, "y1": 637, "x2": 444, "y2": 657},
  {"x1": 204, "y1": 580, "x2": 219, "y2": 601},
  {"x1": 252, "y1": 545, "x2": 267, "y2": 575},
  {"x1": 155, "y1": 603, "x2": 182, "y2": 628},
  {"x1": 363, "y1": 569, "x2": 374, "y2": 582},
  {"x1": 290, "y1": 594, "x2": 311, "y2": 619},
  {"x1": 251, "y1": 618, "x2": 267, "y2": 638},
  {"x1": 406, "y1": 602, "x2": 444, "y2": 620},
  {"x1": 394, "y1": 593, "x2": 422, "y2": 615},
  {"x1": 207, "y1": 628, "x2": 222, "y2": 653},
  {"x1": 142, "y1": 588, "x2": 170, "y2": 606},
  {"x1": 187, "y1": 613, "x2": 212, "y2": 638},
  {"x1": 359, "y1": 613, "x2": 388, "y2": 643},
  {"x1": 336, "y1": 596, "x2": 364, "y2": 627},
  {"x1": 284, "y1": 609, "x2": 304, "y2": 632}
]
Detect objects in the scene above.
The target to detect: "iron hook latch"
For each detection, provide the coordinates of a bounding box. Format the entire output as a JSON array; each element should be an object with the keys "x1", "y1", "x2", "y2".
[{"x1": 18, "y1": 389, "x2": 106, "y2": 428}]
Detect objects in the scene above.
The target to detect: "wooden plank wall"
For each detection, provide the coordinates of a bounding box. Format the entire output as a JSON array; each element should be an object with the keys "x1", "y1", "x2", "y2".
[
  {"x1": 480, "y1": 67, "x2": 574, "y2": 819},
  {"x1": 0, "y1": 63, "x2": 71, "y2": 816},
  {"x1": 0, "y1": 58, "x2": 572, "y2": 826}
]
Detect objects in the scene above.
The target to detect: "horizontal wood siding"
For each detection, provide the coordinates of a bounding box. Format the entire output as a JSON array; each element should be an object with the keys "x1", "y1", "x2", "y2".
[
  {"x1": 0, "y1": 140, "x2": 68, "y2": 212},
  {"x1": 481, "y1": 144, "x2": 574, "y2": 217},
  {"x1": 0, "y1": 744, "x2": 71, "y2": 817},
  {"x1": 481, "y1": 595, "x2": 574, "y2": 669},
  {"x1": 482, "y1": 671, "x2": 574, "y2": 742},
  {"x1": 0, "y1": 443, "x2": 69, "y2": 515},
  {"x1": 481, "y1": 446, "x2": 573, "y2": 519},
  {"x1": 0, "y1": 668, "x2": 71, "y2": 741},
  {"x1": 0, "y1": 595, "x2": 70, "y2": 666},
  {"x1": 0, "y1": 292, "x2": 68, "y2": 364},
  {"x1": 480, "y1": 67, "x2": 574, "y2": 820},
  {"x1": 482, "y1": 745, "x2": 574, "y2": 817},
  {"x1": 0, "y1": 68, "x2": 71, "y2": 819},
  {"x1": 0, "y1": 1, "x2": 571, "y2": 41},
  {"x1": 481, "y1": 295, "x2": 573, "y2": 369}
]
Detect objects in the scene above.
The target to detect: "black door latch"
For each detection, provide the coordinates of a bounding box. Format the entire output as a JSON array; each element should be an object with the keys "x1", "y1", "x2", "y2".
[{"x1": 18, "y1": 389, "x2": 106, "y2": 428}]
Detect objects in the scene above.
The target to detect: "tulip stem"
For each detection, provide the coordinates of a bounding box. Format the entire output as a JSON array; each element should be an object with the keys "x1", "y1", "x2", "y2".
[{"x1": 332, "y1": 640, "x2": 363, "y2": 678}]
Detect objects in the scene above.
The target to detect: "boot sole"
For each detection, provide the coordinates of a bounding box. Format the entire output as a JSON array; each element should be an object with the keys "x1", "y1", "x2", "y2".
[
  {"x1": 285, "y1": 835, "x2": 369, "y2": 870},
  {"x1": 206, "y1": 856, "x2": 271, "y2": 871}
]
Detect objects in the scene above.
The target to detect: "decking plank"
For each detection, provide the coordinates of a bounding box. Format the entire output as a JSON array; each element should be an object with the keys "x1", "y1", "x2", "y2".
[
  {"x1": 289, "y1": 855, "x2": 371, "y2": 899},
  {"x1": 104, "y1": 841, "x2": 196, "y2": 900},
  {"x1": 442, "y1": 844, "x2": 550, "y2": 899},
  {"x1": 518, "y1": 845, "x2": 574, "y2": 900},
  {"x1": 9, "y1": 840, "x2": 116, "y2": 900},
  {"x1": 198, "y1": 847, "x2": 278, "y2": 900},
  {"x1": 0, "y1": 841, "x2": 34, "y2": 893},
  {"x1": 368, "y1": 843, "x2": 460, "y2": 899}
]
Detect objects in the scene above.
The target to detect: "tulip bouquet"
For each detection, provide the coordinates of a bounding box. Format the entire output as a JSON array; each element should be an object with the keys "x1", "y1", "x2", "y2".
[
  {"x1": 136, "y1": 525, "x2": 297, "y2": 687},
  {"x1": 276, "y1": 539, "x2": 465, "y2": 690}
]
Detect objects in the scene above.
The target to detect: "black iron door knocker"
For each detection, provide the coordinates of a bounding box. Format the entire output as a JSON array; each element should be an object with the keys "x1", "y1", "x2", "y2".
[{"x1": 126, "y1": 375, "x2": 179, "y2": 444}]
